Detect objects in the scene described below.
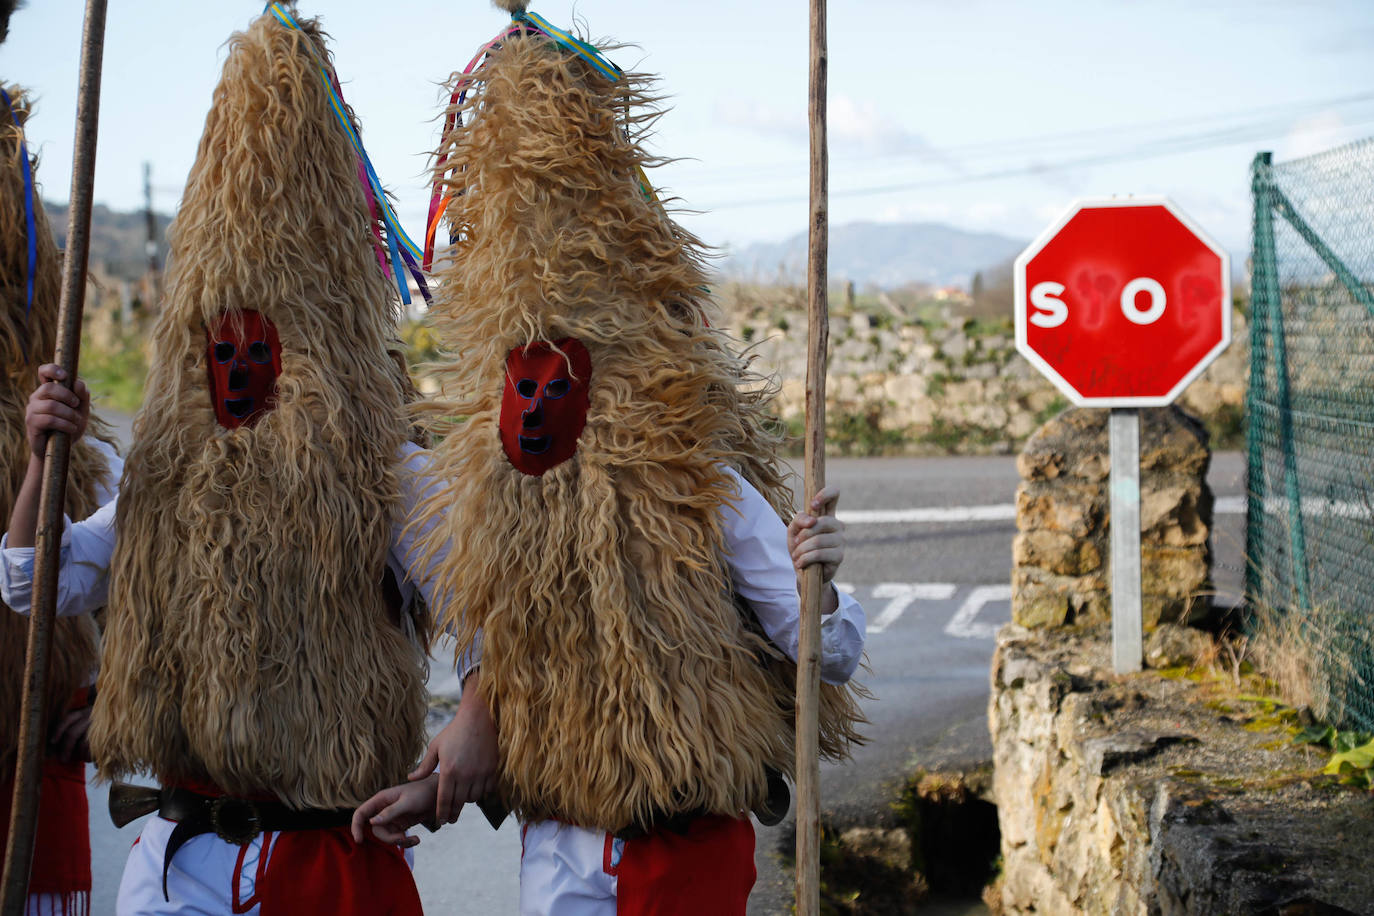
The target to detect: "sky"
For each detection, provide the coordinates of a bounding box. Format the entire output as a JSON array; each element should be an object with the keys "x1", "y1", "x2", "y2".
[{"x1": 2, "y1": 0, "x2": 1372, "y2": 267}]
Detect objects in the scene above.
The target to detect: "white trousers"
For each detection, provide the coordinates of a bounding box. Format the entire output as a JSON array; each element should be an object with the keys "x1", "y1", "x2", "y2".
[
  {"x1": 116, "y1": 816, "x2": 418, "y2": 915},
  {"x1": 116, "y1": 817, "x2": 276, "y2": 916},
  {"x1": 519, "y1": 821, "x2": 624, "y2": 916}
]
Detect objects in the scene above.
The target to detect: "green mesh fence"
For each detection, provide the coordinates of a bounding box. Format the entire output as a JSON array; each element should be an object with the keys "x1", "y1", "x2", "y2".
[{"x1": 1246, "y1": 139, "x2": 1374, "y2": 729}]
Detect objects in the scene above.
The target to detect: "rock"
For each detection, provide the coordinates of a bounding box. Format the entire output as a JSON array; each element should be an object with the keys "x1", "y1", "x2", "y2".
[
  {"x1": 1141, "y1": 546, "x2": 1209, "y2": 600},
  {"x1": 1017, "y1": 446, "x2": 1064, "y2": 481},
  {"x1": 1140, "y1": 483, "x2": 1209, "y2": 548},
  {"x1": 1014, "y1": 531, "x2": 1102, "y2": 577},
  {"x1": 1016, "y1": 481, "x2": 1102, "y2": 538},
  {"x1": 839, "y1": 826, "x2": 911, "y2": 872},
  {"x1": 943, "y1": 379, "x2": 984, "y2": 404},
  {"x1": 1013, "y1": 584, "x2": 1071, "y2": 629},
  {"x1": 1082, "y1": 731, "x2": 1198, "y2": 776},
  {"x1": 940, "y1": 333, "x2": 970, "y2": 361},
  {"x1": 992, "y1": 629, "x2": 1374, "y2": 916},
  {"x1": 1007, "y1": 410, "x2": 1038, "y2": 440},
  {"x1": 1145, "y1": 623, "x2": 1215, "y2": 669}
]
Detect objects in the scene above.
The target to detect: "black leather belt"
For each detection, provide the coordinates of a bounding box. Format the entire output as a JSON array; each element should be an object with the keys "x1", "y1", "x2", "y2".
[
  {"x1": 156, "y1": 787, "x2": 352, "y2": 901},
  {"x1": 614, "y1": 768, "x2": 791, "y2": 840}
]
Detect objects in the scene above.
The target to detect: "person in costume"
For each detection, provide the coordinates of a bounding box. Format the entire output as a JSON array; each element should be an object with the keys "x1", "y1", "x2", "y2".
[
  {"x1": 0, "y1": 74, "x2": 120, "y2": 916},
  {"x1": 352, "y1": 5, "x2": 868, "y2": 913},
  {"x1": 2, "y1": 6, "x2": 500, "y2": 913}
]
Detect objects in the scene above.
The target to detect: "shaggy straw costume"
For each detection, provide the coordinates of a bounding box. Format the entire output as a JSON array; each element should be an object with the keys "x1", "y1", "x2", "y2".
[
  {"x1": 415, "y1": 31, "x2": 865, "y2": 835},
  {"x1": 89, "y1": 11, "x2": 426, "y2": 811},
  {"x1": 0, "y1": 82, "x2": 111, "y2": 916}
]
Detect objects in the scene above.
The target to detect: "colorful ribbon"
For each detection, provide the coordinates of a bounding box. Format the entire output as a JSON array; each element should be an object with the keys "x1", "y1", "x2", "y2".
[
  {"x1": 264, "y1": 3, "x2": 430, "y2": 306},
  {"x1": 0, "y1": 87, "x2": 37, "y2": 324},
  {"x1": 422, "y1": 11, "x2": 660, "y2": 271}
]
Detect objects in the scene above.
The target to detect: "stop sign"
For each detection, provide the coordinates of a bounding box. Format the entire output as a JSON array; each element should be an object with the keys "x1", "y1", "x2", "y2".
[{"x1": 1014, "y1": 198, "x2": 1231, "y2": 406}]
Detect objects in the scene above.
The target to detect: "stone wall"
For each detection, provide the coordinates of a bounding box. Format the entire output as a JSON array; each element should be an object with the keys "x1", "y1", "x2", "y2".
[
  {"x1": 728, "y1": 299, "x2": 1248, "y2": 456},
  {"x1": 1012, "y1": 407, "x2": 1213, "y2": 629},
  {"x1": 989, "y1": 625, "x2": 1374, "y2": 915}
]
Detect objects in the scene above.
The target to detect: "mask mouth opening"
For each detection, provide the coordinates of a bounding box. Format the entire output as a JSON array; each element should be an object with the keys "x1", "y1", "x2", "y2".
[
  {"x1": 519, "y1": 435, "x2": 551, "y2": 454},
  {"x1": 225, "y1": 398, "x2": 255, "y2": 419}
]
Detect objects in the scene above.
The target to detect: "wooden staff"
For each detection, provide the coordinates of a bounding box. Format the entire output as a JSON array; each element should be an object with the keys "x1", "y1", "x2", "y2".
[
  {"x1": 795, "y1": 0, "x2": 828, "y2": 912},
  {"x1": 1, "y1": 2, "x2": 108, "y2": 911}
]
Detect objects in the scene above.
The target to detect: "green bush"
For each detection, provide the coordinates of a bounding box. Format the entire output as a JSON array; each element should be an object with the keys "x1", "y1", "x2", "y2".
[{"x1": 81, "y1": 330, "x2": 148, "y2": 413}]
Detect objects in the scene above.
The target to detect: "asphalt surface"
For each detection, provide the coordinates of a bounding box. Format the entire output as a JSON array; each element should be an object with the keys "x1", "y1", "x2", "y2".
[{"x1": 77, "y1": 411, "x2": 1247, "y2": 912}]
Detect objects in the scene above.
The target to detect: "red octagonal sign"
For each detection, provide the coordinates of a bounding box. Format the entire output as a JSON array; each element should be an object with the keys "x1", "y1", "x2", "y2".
[{"x1": 1014, "y1": 198, "x2": 1231, "y2": 407}]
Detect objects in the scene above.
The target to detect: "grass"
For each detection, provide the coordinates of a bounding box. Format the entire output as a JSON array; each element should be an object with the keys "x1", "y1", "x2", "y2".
[{"x1": 81, "y1": 329, "x2": 148, "y2": 413}]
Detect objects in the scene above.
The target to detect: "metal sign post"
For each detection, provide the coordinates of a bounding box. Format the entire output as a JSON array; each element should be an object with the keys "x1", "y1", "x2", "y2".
[{"x1": 1108, "y1": 410, "x2": 1142, "y2": 673}]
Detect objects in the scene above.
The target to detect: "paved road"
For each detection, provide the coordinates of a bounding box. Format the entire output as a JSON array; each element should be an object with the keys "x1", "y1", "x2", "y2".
[{"x1": 78, "y1": 414, "x2": 1246, "y2": 912}]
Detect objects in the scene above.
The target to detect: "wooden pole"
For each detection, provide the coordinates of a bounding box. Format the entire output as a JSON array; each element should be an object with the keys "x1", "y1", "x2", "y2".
[
  {"x1": 796, "y1": 0, "x2": 828, "y2": 912},
  {"x1": 1, "y1": 2, "x2": 107, "y2": 911}
]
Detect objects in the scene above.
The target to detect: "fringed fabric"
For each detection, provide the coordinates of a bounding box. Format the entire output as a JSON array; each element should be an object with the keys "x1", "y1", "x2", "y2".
[
  {"x1": 90, "y1": 10, "x2": 426, "y2": 809},
  {"x1": 413, "y1": 33, "x2": 864, "y2": 833},
  {"x1": 24, "y1": 892, "x2": 89, "y2": 916},
  {"x1": 0, "y1": 82, "x2": 111, "y2": 769}
]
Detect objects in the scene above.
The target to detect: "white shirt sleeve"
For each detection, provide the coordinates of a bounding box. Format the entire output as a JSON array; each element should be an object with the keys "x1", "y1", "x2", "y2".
[
  {"x1": 392, "y1": 441, "x2": 481, "y2": 679},
  {"x1": 0, "y1": 437, "x2": 124, "y2": 618},
  {"x1": 0, "y1": 496, "x2": 118, "y2": 617},
  {"x1": 720, "y1": 466, "x2": 866, "y2": 685},
  {"x1": 90, "y1": 437, "x2": 124, "y2": 504}
]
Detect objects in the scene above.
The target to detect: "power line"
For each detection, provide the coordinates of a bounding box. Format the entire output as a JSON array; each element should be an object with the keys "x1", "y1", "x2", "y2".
[
  {"x1": 696, "y1": 96, "x2": 1374, "y2": 210},
  {"x1": 685, "y1": 90, "x2": 1374, "y2": 189}
]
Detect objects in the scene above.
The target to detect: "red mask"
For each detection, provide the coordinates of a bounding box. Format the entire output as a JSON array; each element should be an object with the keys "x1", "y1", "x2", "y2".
[
  {"x1": 499, "y1": 338, "x2": 592, "y2": 476},
  {"x1": 205, "y1": 310, "x2": 282, "y2": 429}
]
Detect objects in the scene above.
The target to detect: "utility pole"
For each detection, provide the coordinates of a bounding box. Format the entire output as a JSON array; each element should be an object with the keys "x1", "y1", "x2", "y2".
[{"x1": 142, "y1": 161, "x2": 159, "y2": 311}]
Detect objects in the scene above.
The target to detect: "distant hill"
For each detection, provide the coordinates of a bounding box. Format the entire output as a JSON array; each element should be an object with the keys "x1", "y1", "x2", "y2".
[
  {"x1": 716, "y1": 221, "x2": 1028, "y2": 290},
  {"x1": 49, "y1": 204, "x2": 1030, "y2": 293},
  {"x1": 44, "y1": 199, "x2": 172, "y2": 282}
]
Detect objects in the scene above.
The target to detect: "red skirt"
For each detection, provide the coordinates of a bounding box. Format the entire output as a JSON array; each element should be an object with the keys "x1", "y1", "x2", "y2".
[
  {"x1": 0, "y1": 757, "x2": 92, "y2": 910},
  {"x1": 616, "y1": 815, "x2": 755, "y2": 916}
]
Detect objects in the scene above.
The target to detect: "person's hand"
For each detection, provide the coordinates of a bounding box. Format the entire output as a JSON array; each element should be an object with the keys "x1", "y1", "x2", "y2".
[
  {"x1": 350, "y1": 774, "x2": 438, "y2": 848},
  {"x1": 788, "y1": 485, "x2": 845, "y2": 584},
  {"x1": 49, "y1": 705, "x2": 92, "y2": 764},
  {"x1": 27, "y1": 364, "x2": 90, "y2": 459},
  {"x1": 408, "y1": 671, "x2": 499, "y2": 825}
]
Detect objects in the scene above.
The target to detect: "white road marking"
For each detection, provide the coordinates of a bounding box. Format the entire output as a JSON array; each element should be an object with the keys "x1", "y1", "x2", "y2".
[
  {"x1": 839, "y1": 505, "x2": 1015, "y2": 524},
  {"x1": 944, "y1": 585, "x2": 1013, "y2": 639},
  {"x1": 868, "y1": 582, "x2": 957, "y2": 633},
  {"x1": 839, "y1": 497, "x2": 1253, "y2": 523}
]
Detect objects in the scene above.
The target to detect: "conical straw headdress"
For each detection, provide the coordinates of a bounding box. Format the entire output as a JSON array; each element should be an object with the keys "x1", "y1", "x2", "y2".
[
  {"x1": 414, "y1": 29, "x2": 864, "y2": 832},
  {"x1": 90, "y1": 10, "x2": 426, "y2": 808},
  {"x1": 0, "y1": 84, "x2": 108, "y2": 771}
]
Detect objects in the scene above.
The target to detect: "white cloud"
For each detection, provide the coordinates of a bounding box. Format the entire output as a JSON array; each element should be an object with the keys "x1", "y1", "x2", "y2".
[
  {"x1": 715, "y1": 94, "x2": 945, "y2": 162},
  {"x1": 715, "y1": 98, "x2": 804, "y2": 143},
  {"x1": 1279, "y1": 111, "x2": 1349, "y2": 161},
  {"x1": 829, "y1": 96, "x2": 928, "y2": 156}
]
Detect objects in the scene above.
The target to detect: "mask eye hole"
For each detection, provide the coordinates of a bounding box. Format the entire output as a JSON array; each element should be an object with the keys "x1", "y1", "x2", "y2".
[
  {"x1": 516, "y1": 378, "x2": 538, "y2": 399},
  {"x1": 543, "y1": 378, "x2": 570, "y2": 399},
  {"x1": 214, "y1": 342, "x2": 236, "y2": 363},
  {"x1": 247, "y1": 341, "x2": 272, "y2": 364}
]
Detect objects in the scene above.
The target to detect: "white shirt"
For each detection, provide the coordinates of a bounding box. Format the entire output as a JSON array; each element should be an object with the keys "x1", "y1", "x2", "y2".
[{"x1": 1, "y1": 445, "x2": 865, "y2": 686}]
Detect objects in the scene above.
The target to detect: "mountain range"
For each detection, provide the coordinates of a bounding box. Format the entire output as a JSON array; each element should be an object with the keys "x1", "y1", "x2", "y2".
[
  {"x1": 715, "y1": 220, "x2": 1028, "y2": 289},
  {"x1": 56, "y1": 199, "x2": 1026, "y2": 292}
]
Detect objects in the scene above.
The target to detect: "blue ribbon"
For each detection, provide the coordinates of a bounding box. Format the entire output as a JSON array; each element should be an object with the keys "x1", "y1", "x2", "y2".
[
  {"x1": 0, "y1": 87, "x2": 38, "y2": 323},
  {"x1": 263, "y1": 3, "x2": 430, "y2": 306}
]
